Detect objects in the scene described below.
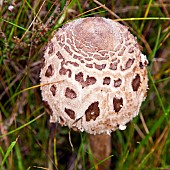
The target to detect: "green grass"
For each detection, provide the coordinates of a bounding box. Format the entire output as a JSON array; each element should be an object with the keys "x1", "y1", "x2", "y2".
[{"x1": 0, "y1": 0, "x2": 170, "y2": 169}]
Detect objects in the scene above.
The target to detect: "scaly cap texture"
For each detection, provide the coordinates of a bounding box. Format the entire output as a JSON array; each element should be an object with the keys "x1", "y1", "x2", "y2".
[{"x1": 40, "y1": 17, "x2": 148, "y2": 134}]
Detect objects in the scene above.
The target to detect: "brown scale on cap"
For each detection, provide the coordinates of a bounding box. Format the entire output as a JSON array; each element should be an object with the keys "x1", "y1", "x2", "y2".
[
  {"x1": 65, "y1": 108, "x2": 75, "y2": 120},
  {"x1": 103, "y1": 77, "x2": 111, "y2": 85},
  {"x1": 75, "y1": 72, "x2": 97, "y2": 88},
  {"x1": 114, "y1": 78, "x2": 122, "y2": 87},
  {"x1": 113, "y1": 98, "x2": 123, "y2": 112},
  {"x1": 65, "y1": 87, "x2": 77, "y2": 99},
  {"x1": 40, "y1": 17, "x2": 148, "y2": 134},
  {"x1": 48, "y1": 42, "x2": 54, "y2": 54},
  {"x1": 45, "y1": 64, "x2": 54, "y2": 77},
  {"x1": 132, "y1": 74, "x2": 141, "y2": 91},
  {"x1": 50, "y1": 85, "x2": 56, "y2": 96},
  {"x1": 85, "y1": 102, "x2": 100, "y2": 122}
]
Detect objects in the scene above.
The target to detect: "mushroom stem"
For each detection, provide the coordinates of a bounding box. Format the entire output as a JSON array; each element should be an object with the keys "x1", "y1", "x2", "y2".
[{"x1": 88, "y1": 134, "x2": 111, "y2": 170}]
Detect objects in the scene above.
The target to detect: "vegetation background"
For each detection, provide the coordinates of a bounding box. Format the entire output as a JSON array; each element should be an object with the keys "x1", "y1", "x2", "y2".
[{"x1": 0, "y1": 0, "x2": 170, "y2": 170}]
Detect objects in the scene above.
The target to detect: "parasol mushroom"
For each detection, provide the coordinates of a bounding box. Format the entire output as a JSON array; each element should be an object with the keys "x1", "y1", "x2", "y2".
[{"x1": 40, "y1": 17, "x2": 148, "y2": 169}]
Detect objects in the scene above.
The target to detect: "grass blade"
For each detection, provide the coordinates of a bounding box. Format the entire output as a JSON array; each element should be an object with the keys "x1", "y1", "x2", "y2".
[{"x1": 1, "y1": 137, "x2": 18, "y2": 168}]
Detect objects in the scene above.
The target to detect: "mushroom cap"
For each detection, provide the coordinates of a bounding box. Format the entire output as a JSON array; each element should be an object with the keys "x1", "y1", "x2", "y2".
[{"x1": 40, "y1": 17, "x2": 148, "y2": 135}]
